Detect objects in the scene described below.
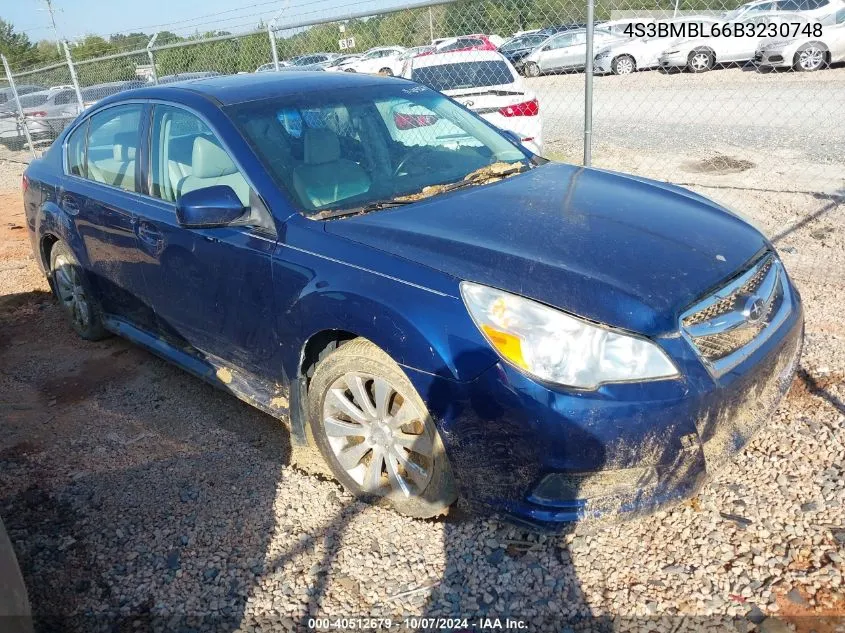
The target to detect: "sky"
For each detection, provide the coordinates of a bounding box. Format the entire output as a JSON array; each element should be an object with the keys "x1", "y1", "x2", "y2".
[{"x1": 5, "y1": 0, "x2": 399, "y2": 42}]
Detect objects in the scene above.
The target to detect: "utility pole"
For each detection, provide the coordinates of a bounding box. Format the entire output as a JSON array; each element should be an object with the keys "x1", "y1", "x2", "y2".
[{"x1": 39, "y1": 0, "x2": 62, "y2": 54}]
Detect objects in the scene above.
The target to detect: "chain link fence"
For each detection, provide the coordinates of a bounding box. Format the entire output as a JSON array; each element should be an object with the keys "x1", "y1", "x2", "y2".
[{"x1": 2, "y1": 0, "x2": 844, "y2": 218}]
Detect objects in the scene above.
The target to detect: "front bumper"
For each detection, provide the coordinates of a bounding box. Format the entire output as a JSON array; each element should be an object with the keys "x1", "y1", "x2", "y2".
[
  {"x1": 659, "y1": 53, "x2": 688, "y2": 69},
  {"x1": 594, "y1": 55, "x2": 613, "y2": 73},
  {"x1": 406, "y1": 285, "x2": 803, "y2": 531},
  {"x1": 756, "y1": 49, "x2": 791, "y2": 67}
]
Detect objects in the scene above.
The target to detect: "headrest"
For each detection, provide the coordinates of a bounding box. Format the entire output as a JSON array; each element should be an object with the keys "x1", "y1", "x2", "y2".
[
  {"x1": 192, "y1": 136, "x2": 238, "y2": 178},
  {"x1": 113, "y1": 131, "x2": 137, "y2": 161},
  {"x1": 304, "y1": 127, "x2": 340, "y2": 165}
]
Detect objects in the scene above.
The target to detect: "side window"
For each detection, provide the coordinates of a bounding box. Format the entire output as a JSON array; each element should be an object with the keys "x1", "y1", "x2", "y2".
[
  {"x1": 54, "y1": 91, "x2": 76, "y2": 106},
  {"x1": 149, "y1": 105, "x2": 251, "y2": 207},
  {"x1": 66, "y1": 120, "x2": 87, "y2": 177},
  {"x1": 85, "y1": 104, "x2": 142, "y2": 192}
]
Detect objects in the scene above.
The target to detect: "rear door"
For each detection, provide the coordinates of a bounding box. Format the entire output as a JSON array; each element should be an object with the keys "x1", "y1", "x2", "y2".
[
  {"x1": 130, "y1": 103, "x2": 279, "y2": 378},
  {"x1": 60, "y1": 102, "x2": 157, "y2": 330}
]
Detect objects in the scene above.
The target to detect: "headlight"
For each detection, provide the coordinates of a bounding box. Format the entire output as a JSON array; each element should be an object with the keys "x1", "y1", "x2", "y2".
[{"x1": 461, "y1": 282, "x2": 679, "y2": 390}]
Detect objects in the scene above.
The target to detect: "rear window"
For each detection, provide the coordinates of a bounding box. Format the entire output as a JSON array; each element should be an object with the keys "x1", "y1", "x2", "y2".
[{"x1": 412, "y1": 61, "x2": 515, "y2": 91}]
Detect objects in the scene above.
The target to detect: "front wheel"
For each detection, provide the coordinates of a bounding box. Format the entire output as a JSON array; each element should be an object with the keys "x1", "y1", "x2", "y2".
[
  {"x1": 49, "y1": 241, "x2": 108, "y2": 340},
  {"x1": 612, "y1": 55, "x2": 636, "y2": 75},
  {"x1": 687, "y1": 49, "x2": 715, "y2": 72},
  {"x1": 794, "y1": 44, "x2": 827, "y2": 71},
  {"x1": 523, "y1": 62, "x2": 540, "y2": 77},
  {"x1": 378, "y1": 67, "x2": 394, "y2": 76},
  {"x1": 307, "y1": 338, "x2": 456, "y2": 518}
]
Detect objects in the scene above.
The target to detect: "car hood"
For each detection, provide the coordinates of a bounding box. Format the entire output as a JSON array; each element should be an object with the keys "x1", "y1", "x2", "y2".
[{"x1": 324, "y1": 163, "x2": 767, "y2": 336}]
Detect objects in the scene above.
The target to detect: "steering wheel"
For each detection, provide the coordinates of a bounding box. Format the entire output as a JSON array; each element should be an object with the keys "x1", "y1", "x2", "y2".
[{"x1": 392, "y1": 149, "x2": 435, "y2": 178}]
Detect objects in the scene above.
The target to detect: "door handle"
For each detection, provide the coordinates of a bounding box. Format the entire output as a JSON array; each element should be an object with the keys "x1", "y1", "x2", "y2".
[
  {"x1": 60, "y1": 194, "x2": 79, "y2": 214},
  {"x1": 136, "y1": 222, "x2": 162, "y2": 246}
]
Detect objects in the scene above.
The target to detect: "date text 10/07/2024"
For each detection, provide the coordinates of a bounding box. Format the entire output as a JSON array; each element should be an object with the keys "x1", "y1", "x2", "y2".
[{"x1": 307, "y1": 617, "x2": 530, "y2": 630}]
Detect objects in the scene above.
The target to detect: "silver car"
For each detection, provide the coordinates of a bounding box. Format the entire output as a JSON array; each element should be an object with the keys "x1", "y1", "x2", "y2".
[
  {"x1": 521, "y1": 28, "x2": 628, "y2": 76},
  {"x1": 756, "y1": 5, "x2": 845, "y2": 68},
  {"x1": 0, "y1": 89, "x2": 79, "y2": 150}
]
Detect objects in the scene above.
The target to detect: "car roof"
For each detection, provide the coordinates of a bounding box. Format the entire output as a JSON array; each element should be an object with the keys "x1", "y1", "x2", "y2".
[
  {"x1": 411, "y1": 49, "x2": 506, "y2": 68},
  {"x1": 99, "y1": 71, "x2": 398, "y2": 107}
]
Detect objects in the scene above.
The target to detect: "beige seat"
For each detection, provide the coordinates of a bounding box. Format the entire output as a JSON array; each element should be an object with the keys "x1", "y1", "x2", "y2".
[
  {"x1": 89, "y1": 131, "x2": 136, "y2": 190},
  {"x1": 292, "y1": 128, "x2": 370, "y2": 209},
  {"x1": 177, "y1": 136, "x2": 250, "y2": 206}
]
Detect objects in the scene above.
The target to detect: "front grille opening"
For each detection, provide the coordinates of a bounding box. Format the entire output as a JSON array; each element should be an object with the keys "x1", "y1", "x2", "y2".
[{"x1": 681, "y1": 253, "x2": 785, "y2": 370}]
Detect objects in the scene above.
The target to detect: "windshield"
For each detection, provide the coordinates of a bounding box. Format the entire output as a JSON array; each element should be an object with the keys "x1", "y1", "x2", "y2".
[
  {"x1": 227, "y1": 84, "x2": 527, "y2": 216},
  {"x1": 412, "y1": 61, "x2": 515, "y2": 91},
  {"x1": 500, "y1": 35, "x2": 545, "y2": 51}
]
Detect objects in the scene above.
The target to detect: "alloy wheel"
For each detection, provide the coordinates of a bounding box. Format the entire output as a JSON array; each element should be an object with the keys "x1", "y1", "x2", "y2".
[
  {"x1": 53, "y1": 253, "x2": 90, "y2": 332},
  {"x1": 798, "y1": 47, "x2": 823, "y2": 71},
  {"x1": 525, "y1": 62, "x2": 540, "y2": 78},
  {"x1": 615, "y1": 56, "x2": 635, "y2": 75},
  {"x1": 322, "y1": 372, "x2": 434, "y2": 497},
  {"x1": 689, "y1": 51, "x2": 712, "y2": 72}
]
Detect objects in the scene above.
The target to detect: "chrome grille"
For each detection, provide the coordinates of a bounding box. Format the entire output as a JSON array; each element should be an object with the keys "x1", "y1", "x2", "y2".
[
  {"x1": 680, "y1": 253, "x2": 791, "y2": 376},
  {"x1": 683, "y1": 257, "x2": 773, "y2": 327}
]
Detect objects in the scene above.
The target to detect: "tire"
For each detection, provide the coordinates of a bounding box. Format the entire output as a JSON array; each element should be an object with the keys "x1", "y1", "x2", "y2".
[
  {"x1": 523, "y1": 62, "x2": 540, "y2": 78},
  {"x1": 344, "y1": 68, "x2": 356, "y2": 73},
  {"x1": 49, "y1": 241, "x2": 108, "y2": 340},
  {"x1": 612, "y1": 54, "x2": 636, "y2": 75},
  {"x1": 378, "y1": 67, "x2": 394, "y2": 76},
  {"x1": 793, "y1": 43, "x2": 827, "y2": 72},
  {"x1": 687, "y1": 48, "x2": 715, "y2": 73},
  {"x1": 307, "y1": 338, "x2": 457, "y2": 518}
]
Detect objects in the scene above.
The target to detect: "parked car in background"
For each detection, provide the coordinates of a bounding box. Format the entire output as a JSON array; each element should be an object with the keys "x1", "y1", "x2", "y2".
[
  {"x1": 79, "y1": 80, "x2": 146, "y2": 108},
  {"x1": 157, "y1": 71, "x2": 221, "y2": 84},
  {"x1": 521, "y1": 27, "x2": 626, "y2": 75},
  {"x1": 598, "y1": 17, "x2": 656, "y2": 37},
  {"x1": 420, "y1": 35, "x2": 499, "y2": 56},
  {"x1": 337, "y1": 47, "x2": 406, "y2": 75},
  {"x1": 0, "y1": 89, "x2": 79, "y2": 149},
  {"x1": 595, "y1": 16, "x2": 722, "y2": 74},
  {"x1": 498, "y1": 32, "x2": 549, "y2": 65},
  {"x1": 255, "y1": 61, "x2": 289, "y2": 72},
  {"x1": 539, "y1": 23, "x2": 588, "y2": 36},
  {"x1": 400, "y1": 45, "x2": 435, "y2": 59},
  {"x1": 22, "y1": 72, "x2": 803, "y2": 529},
  {"x1": 277, "y1": 53, "x2": 339, "y2": 71},
  {"x1": 402, "y1": 50, "x2": 543, "y2": 154},
  {"x1": 324, "y1": 54, "x2": 363, "y2": 71},
  {"x1": 659, "y1": 12, "x2": 813, "y2": 71},
  {"x1": 755, "y1": 5, "x2": 845, "y2": 68},
  {"x1": 724, "y1": 0, "x2": 843, "y2": 23},
  {"x1": 0, "y1": 85, "x2": 45, "y2": 105}
]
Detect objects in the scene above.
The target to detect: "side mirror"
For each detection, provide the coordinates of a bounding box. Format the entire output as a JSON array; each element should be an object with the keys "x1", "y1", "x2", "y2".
[{"x1": 176, "y1": 185, "x2": 247, "y2": 229}]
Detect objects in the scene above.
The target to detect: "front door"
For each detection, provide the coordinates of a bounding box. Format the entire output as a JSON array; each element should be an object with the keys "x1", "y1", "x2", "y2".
[
  {"x1": 132, "y1": 103, "x2": 280, "y2": 380},
  {"x1": 61, "y1": 103, "x2": 157, "y2": 330}
]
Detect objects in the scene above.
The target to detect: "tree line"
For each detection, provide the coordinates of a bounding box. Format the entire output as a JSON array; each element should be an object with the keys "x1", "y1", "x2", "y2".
[{"x1": 2, "y1": 0, "x2": 736, "y2": 84}]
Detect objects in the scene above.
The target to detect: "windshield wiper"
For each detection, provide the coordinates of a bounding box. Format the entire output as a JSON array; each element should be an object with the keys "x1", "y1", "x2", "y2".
[
  {"x1": 313, "y1": 162, "x2": 530, "y2": 220},
  {"x1": 314, "y1": 198, "x2": 414, "y2": 220}
]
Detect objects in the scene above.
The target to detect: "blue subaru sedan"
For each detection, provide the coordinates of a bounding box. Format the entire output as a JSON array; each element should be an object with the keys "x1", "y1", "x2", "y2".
[{"x1": 22, "y1": 72, "x2": 803, "y2": 529}]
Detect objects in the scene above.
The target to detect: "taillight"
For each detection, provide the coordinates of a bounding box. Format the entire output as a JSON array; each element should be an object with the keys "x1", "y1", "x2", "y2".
[
  {"x1": 499, "y1": 99, "x2": 539, "y2": 117},
  {"x1": 394, "y1": 112, "x2": 438, "y2": 130},
  {"x1": 29, "y1": 111, "x2": 47, "y2": 117},
  {"x1": 22, "y1": 174, "x2": 29, "y2": 193}
]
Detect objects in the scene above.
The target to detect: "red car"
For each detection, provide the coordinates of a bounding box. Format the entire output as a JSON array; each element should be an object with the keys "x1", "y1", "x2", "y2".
[{"x1": 418, "y1": 34, "x2": 498, "y2": 56}]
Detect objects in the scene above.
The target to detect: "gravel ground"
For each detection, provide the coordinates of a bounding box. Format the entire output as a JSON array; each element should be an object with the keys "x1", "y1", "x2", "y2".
[{"x1": 0, "y1": 152, "x2": 843, "y2": 633}]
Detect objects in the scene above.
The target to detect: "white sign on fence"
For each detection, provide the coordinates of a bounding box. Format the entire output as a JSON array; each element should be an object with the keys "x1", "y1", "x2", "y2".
[{"x1": 338, "y1": 37, "x2": 356, "y2": 51}]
